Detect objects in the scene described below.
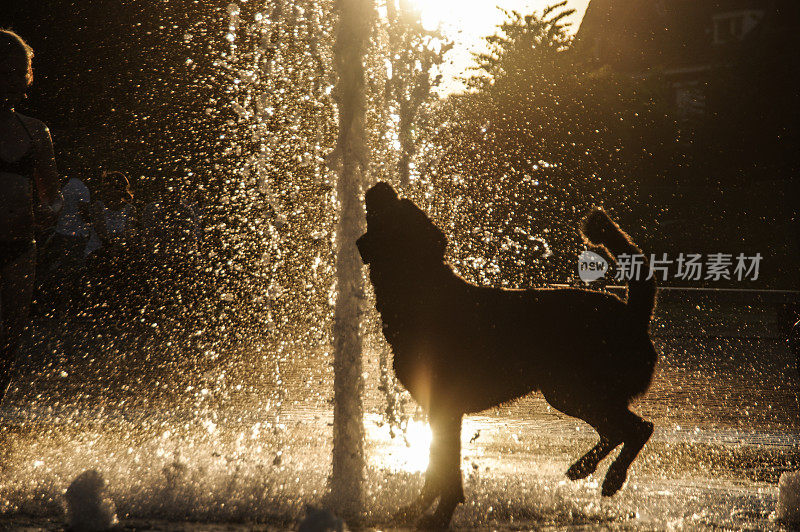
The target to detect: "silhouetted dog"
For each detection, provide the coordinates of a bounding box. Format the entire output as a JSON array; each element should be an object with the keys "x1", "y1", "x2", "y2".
[{"x1": 357, "y1": 183, "x2": 658, "y2": 528}]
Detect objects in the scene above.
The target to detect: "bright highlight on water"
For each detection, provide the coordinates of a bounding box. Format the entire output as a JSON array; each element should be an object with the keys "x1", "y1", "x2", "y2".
[{"x1": 1, "y1": 0, "x2": 799, "y2": 529}]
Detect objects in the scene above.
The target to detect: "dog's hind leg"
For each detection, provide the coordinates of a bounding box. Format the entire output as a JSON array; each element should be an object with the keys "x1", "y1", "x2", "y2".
[
  {"x1": 542, "y1": 391, "x2": 623, "y2": 482},
  {"x1": 563, "y1": 406, "x2": 651, "y2": 492},
  {"x1": 566, "y1": 437, "x2": 619, "y2": 481},
  {"x1": 561, "y1": 401, "x2": 653, "y2": 494},
  {"x1": 565, "y1": 415, "x2": 622, "y2": 481},
  {"x1": 599, "y1": 407, "x2": 653, "y2": 496}
]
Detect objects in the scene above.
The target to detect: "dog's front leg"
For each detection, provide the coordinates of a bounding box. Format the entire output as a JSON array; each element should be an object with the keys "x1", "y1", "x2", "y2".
[
  {"x1": 391, "y1": 422, "x2": 442, "y2": 523},
  {"x1": 415, "y1": 409, "x2": 464, "y2": 529}
]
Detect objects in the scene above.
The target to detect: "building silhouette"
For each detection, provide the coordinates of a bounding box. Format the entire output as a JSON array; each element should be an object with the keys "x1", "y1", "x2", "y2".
[
  {"x1": 575, "y1": 0, "x2": 799, "y2": 125},
  {"x1": 575, "y1": 0, "x2": 800, "y2": 289}
]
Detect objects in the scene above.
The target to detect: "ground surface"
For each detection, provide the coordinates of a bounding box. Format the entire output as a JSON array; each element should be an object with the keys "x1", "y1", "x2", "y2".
[{"x1": 1, "y1": 292, "x2": 799, "y2": 530}]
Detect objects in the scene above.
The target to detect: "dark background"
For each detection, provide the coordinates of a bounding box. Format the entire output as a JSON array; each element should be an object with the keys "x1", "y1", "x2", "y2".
[
  {"x1": 1, "y1": 0, "x2": 222, "y2": 200},
  {"x1": 3, "y1": 0, "x2": 799, "y2": 289}
]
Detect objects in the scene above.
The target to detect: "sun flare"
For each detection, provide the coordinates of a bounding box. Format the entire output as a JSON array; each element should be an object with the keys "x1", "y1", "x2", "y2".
[
  {"x1": 396, "y1": 0, "x2": 589, "y2": 93},
  {"x1": 368, "y1": 418, "x2": 433, "y2": 473},
  {"x1": 406, "y1": 0, "x2": 588, "y2": 36},
  {"x1": 412, "y1": 0, "x2": 501, "y2": 33}
]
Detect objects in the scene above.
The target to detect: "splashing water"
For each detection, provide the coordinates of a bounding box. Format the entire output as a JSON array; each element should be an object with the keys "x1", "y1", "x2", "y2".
[
  {"x1": 65, "y1": 470, "x2": 118, "y2": 532},
  {"x1": 2, "y1": 1, "x2": 799, "y2": 530}
]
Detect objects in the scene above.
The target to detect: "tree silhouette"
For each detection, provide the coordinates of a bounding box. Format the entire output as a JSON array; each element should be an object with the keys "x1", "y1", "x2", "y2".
[
  {"x1": 414, "y1": 3, "x2": 677, "y2": 286},
  {"x1": 384, "y1": 0, "x2": 452, "y2": 186}
]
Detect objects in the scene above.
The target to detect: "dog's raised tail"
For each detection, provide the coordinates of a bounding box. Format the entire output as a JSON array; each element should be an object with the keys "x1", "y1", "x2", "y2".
[{"x1": 582, "y1": 209, "x2": 656, "y2": 328}]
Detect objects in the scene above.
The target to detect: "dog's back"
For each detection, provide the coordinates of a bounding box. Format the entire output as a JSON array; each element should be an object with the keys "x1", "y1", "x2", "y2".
[
  {"x1": 363, "y1": 203, "x2": 658, "y2": 412},
  {"x1": 373, "y1": 266, "x2": 655, "y2": 412}
]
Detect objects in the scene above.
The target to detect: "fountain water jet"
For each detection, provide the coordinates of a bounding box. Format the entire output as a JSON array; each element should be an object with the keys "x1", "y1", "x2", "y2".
[{"x1": 328, "y1": 0, "x2": 376, "y2": 520}]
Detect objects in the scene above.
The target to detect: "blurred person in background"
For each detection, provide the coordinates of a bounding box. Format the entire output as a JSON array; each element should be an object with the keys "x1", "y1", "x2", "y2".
[
  {"x1": 141, "y1": 190, "x2": 199, "y2": 260},
  {"x1": 39, "y1": 176, "x2": 92, "y2": 313},
  {"x1": 85, "y1": 170, "x2": 137, "y2": 257},
  {"x1": 0, "y1": 29, "x2": 62, "y2": 401}
]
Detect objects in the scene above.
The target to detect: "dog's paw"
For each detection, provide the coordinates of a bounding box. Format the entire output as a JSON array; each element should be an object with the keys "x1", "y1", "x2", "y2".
[
  {"x1": 566, "y1": 458, "x2": 596, "y2": 481},
  {"x1": 601, "y1": 463, "x2": 628, "y2": 497}
]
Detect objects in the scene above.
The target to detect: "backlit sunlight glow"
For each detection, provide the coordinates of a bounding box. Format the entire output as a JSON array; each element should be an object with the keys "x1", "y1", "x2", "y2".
[
  {"x1": 414, "y1": 0, "x2": 511, "y2": 34},
  {"x1": 367, "y1": 418, "x2": 433, "y2": 472},
  {"x1": 400, "y1": 0, "x2": 590, "y2": 93}
]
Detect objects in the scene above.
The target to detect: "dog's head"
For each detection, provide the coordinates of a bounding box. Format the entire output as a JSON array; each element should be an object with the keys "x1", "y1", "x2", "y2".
[
  {"x1": 357, "y1": 182, "x2": 447, "y2": 266},
  {"x1": 357, "y1": 182, "x2": 400, "y2": 265}
]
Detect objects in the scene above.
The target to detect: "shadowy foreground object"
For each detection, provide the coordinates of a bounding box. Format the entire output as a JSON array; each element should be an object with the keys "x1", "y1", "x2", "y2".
[
  {"x1": 65, "y1": 469, "x2": 118, "y2": 532},
  {"x1": 357, "y1": 182, "x2": 658, "y2": 528},
  {"x1": 298, "y1": 505, "x2": 348, "y2": 532}
]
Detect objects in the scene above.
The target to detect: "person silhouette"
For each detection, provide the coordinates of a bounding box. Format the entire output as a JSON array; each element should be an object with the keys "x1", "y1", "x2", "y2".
[{"x1": 0, "y1": 30, "x2": 62, "y2": 401}]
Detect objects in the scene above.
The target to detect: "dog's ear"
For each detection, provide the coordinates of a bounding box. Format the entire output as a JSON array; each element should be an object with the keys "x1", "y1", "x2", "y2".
[{"x1": 356, "y1": 232, "x2": 374, "y2": 264}]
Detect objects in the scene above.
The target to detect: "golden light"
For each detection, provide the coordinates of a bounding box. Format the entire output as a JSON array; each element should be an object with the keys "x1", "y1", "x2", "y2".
[
  {"x1": 398, "y1": 0, "x2": 591, "y2": 94},
  {"x1": 414, "y1": 0, "x2": 504, "y2": 33},
  {"x1": 408, "y1": 0, "x2": 591, "y2": 34},
  {"x1": 368, "y1": 418, "x2": 433, "y2": 472}
]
